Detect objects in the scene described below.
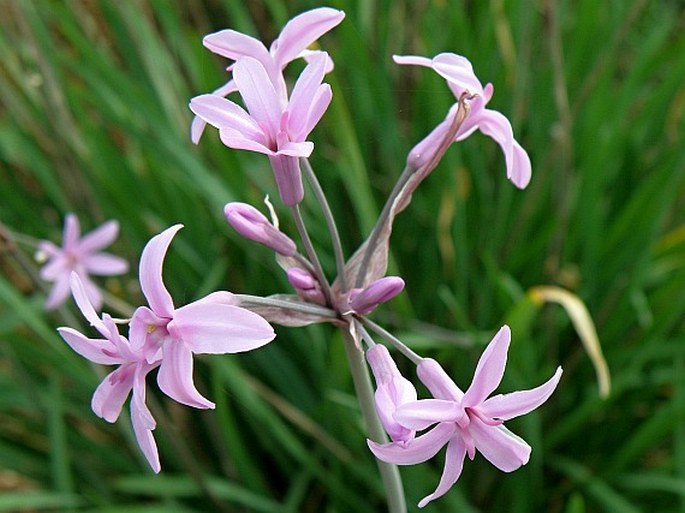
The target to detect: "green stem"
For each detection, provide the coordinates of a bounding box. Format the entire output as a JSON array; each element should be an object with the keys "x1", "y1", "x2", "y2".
[
  {"x1": 300, "y1": 158, "x2": 349, "y2": 292},
  {"x1": 342, "y1": 326, "x2": 406, "y2": 513}
]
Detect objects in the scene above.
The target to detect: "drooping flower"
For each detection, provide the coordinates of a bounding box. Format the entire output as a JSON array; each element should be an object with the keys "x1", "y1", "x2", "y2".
[
  {"x1": 224, "y1": 202, "x2": 297, "y2": 256},
  {"x1": 37, "y1": 214, "x2": 128, "y2": 311},
  {"x1": 191, "y1": 7, "x2": 345, "y2": 143},
  {"x1": 366, "y1": 344, "x2": 417, "y2": 445},
  {"x1": 190, "y1": 52, "x2": 333, "y2": 205},
  {"x1": 394, "y1": 53, "x2": 532, "y2": 188},
  {"x1": 347, "y1": 276, "x2": 405, "y2": 315},
  {"x1": 58, "y1": 273, "x2": 162, "y2": 472},
  {"x1": 368, "y1": 325, "x2": 562, "y2": 507},
  {"x1": 129, "y1": 224, "x2": 276, "y2": 409}
]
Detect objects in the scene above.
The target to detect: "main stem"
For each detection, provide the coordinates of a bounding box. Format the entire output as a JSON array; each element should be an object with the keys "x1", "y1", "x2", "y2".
[{"x1": 342, "y1": 327, "x2": 406, "y2": 513}]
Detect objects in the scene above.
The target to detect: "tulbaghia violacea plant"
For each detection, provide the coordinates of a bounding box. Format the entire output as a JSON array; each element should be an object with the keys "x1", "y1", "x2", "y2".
[{"x1": 51, "y1": 7, "x2": 561, "y2": 511}]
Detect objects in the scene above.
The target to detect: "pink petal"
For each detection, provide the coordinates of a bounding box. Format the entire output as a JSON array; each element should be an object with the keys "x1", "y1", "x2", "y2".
[
  {"x1": 77, "y1": 220, "x2": 119, "y2": 254},
  {"x1": 375, "y1": 377, "x2": 417, "y2": 443},
  {"x1": 277, "y1": 140, "x2": 314, "y2": 157},
  {"x1": 270, "y1": 7, "x2": 345, "y2": 68},
  {"x1": 470, "y1": 420, "x2": 531, "y2": 472},
  {"x1": 432, "y1": 53, "x2": 484, "y2": 96},
  {"x1": 367, "y1": 422, "x2": 456, "y2": 465},
  {"x1": 299, "y1": 83, "x2": 332, "y2": 141},
  {"x1": 129, "y1": 306, "x2": 167, "y2": 361},
  {"x1": 63, "y1": 214, "x2": 81, "y2": 250},
  {"x1": 393, "y1": 54, "x2": 434, "y2": 68},
  {"x1": 189, "y1": 94, "x2": 264, "y2": 142},
  {"x1": 463, "y1": 325, "x2": 510, "y2": 407},
  {"x1": 44, "y1": 272, "x2": 72, "y2": 310},
  {"x1": 300, "y1": 49, "x2": 335, "y2": 73},
  {"x1": 80, "y1": 272, "x2": 104, "y2": 312},
  {"x1": 130, "y1": 366, "x2": 160, "y2": 473},
  {"x1": 481, "y1": 367, "x2": 562, "y2": 421},
  {"x1": 417, "y1": 437, "x2": 467, "y2": 508},
  {"x1": 219, "y1": 130, "x2": 274, "y2": 155},
  {"x1": 417, "y1": 358, "x2": 464, "y2": 401},
  {"x1": 287, "y1": 54, "x2": 327, "y2": 139},
  {"x1": 84, "y1": 253, "x2": 129, "y2": 276},
  {"x1": 139, "y1": 225, "x2": 180, "y2": 318},
  {"x1": 157, "y1": 342, "x2": 214, "y2": 409},
  {"x1": 91, "y1": 364, "x2": 135, "y2": 422},
  {"x1": 510, "y1": 140, "x2": 532, "y2": 189},
  {"x1": 233, "y1": 58, "x2": 282, "y2": 135},
  {"x1": 40, "y1": 254, "x2": 68, "y2": 281},
  {"x1": 68, "y1": 273, "x2": 102, "y2": 329},
  {"x1": 57, "y1": 327, "x2": 121, "y2": 365},
  {"x1": 395, "y1": 399, "x2": 463, "y2": 431},
  {"x1": 191, "y1": 116, "x2": 208, "y2": 145},
  {"x1": 169, "y1": 301, "x2": 275, "y2": 355},
  {"x1": 203, "y1": 29, "x2": 271, "y2": 63},
  {"x1": 268, "y1": 154, "x2": 304, "y2": 206}
]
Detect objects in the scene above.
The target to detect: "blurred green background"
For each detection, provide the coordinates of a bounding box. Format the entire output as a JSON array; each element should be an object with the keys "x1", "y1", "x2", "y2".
[{"x1": 1, "y1": 0, "x2": 685, "y2": 511}]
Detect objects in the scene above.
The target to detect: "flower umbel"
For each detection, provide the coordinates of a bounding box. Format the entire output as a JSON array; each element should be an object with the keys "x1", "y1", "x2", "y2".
[
  {"x1": 368, "y1": 325, "x2": 562, "y2": 507},
  {"x1": 37, "y1": 213, "x2": 128, "y2": 310}
]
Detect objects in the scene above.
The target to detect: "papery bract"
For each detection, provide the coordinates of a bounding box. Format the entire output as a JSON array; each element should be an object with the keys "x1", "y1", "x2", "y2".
[
  {"x1": 130, "y1": 224, "x2": 276, "y2": 409},
  {"x1": 368, "y1": 325, "x2": 562, "y2": 507},
  {"x1": 37, "y1": 214, "x2": 128, "y2": 310},
  {"x1": 191, "y1": 7, "x2": 344, "y2": 143},
  {"x1": 58, "y1": 273, "x2": 161, "y2": 472},
  {"x1": 394, "y1": 53, "x2": 532, "y2": 188}
]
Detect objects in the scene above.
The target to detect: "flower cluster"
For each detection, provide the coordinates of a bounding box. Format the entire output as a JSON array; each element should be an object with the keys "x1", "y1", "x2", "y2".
[{"x1": 44, "y1": 6, "x2": 560, "y2": 509}]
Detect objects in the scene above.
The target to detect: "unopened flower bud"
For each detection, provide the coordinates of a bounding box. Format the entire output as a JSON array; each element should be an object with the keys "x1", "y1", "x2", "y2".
[
  {"x1": 224, "y1": 202, "x2": 296, "y2": 256},
  {"x1": 366, "y1": 344, "x2": 417, "y2": 444},
  {"x1": 348, "y1": 276, "x2": 405, "y2": 315},
  {"x1": 287, "y1": 268, "x2": 325, "y2": 305}
]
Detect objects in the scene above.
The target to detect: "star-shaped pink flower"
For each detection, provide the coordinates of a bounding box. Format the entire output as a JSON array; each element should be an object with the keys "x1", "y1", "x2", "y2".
[
  {"x1": 38, "y1": 214, "x2": 128, "y2": 311},
  {"x1": 394, "y1": 53, "x2": 532, "y2": 189},
  {"x1": 368, "y1": 325, "x2": 562, "y2": 507}
]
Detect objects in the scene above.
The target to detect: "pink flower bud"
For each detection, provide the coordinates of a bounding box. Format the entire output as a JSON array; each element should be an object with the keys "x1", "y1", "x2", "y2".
[
  {"x1": 287, "y1": 268, "x2": 325, "y2": 304},
  {"x1": 366, "y1": 344, "x2": 417, "y2": 444},
  {"x1": 224, "y1": 202, "x2": 296, "y2": 256},
  {"x1": 348, "y1": 276, "x2": 405, "y2": 315}
]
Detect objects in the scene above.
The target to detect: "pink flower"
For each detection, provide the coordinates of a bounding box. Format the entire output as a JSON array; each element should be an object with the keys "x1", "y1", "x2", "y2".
[
  {"x1": 394, "y1": 53, "x2": 532, "y2": 189},
  {"x1": 37, "y1": 213, "x2": 128, "y2": 311},
  {"x1": 366, "y1": 344, "x2": 417, "y2": 445},
  {"x1": 129, "y1": 225, "x2": 276, "y2": 409},
  {"x1": 348, "y1": 276, "x2": 405, "y2": 315},
  {"x1": 190, "y1": 52, "x2": 332, "y2": 205},
  {"x1": 58, "y1": 273, "x2": 162, "y2": 472},
  {"x1": 191, "y1": 7, "x2": 344, "y2": 143},
  {"x1": 368, "y1": 325, "x2": 562, "y2": 507}
]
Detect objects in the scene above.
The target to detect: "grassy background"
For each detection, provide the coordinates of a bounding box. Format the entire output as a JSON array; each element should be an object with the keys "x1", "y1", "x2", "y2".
[{"x1": 1, "y1": 0, "x2": 685, "y2": 511}]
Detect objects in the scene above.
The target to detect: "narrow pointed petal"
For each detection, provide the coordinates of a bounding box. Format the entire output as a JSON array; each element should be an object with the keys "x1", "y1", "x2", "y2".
[
  {"x1": 189, "y1": 94, "x2": 264, "y2": 142},
  {"x1": 77, "y1": 220, "x2": 119, "y2": 254},
  {"x1": 368, "y1": 423, "x2": 456, "y2": 465},
  {"x1": 69, "y1": 272, "x2": 105, "y2": 331},
  {"x1": 91, "y1": 365, "x2": 135, "y2": 422},
  {"x1": 139, "y1": 225, "x2": 181, "y2": 318},
  {"x1": 270, "y1": 7, "x2": 345, "y2": 68},
  {"x1": 203, "y1": 29, "x2": 271, "y2": 63},
  {"x1": 157, "y1": 342, "x2": 214, "y2": 409},
  {"x1": 418, "y1": 437, "x2": 467, "y2": 508},
  {"x1": 57, "y1": 328, "x2": 121, "y2": 365},
  {"x1": 130, "y1": 367, "x2": 160, "y2": 473},
  {"x1": 299, "y1": 83, "x2": 332, "y2": 141},
  {"x1": 481, "y1": 367, "x2": 563, "y2": 421},
  {"x1": 219, "y1": 130, "x2": 274, "y2": 155},
  {"x1": 287, "y1": 54, "x2": 327, "y2": 138},
  {"x1": 393, "y1": 54, "x2": 434, "y2": 68},
  {"x1": 463, "y1": 325, "x2": 510, "y2": 407},
  {"x1": 432, "y1": 53, "x2": 483, "y2": 96},
  {"x1": 44, "y1": 272, "x2": 72, "y2": 310},
  {"x1": 63, "y1": 214, "x2": 81, "y2": 250},
  {"x1": 191, "y1": 116, "x2": 208, "y2": 145},
  {"x1": 470, "y1": 421, "x2": 531, "y2": 472},
  {"x1": 169, "y1": 301, "x2": 275, "y2": 354},
  {"x1": 84, "y1": 253, "x2": 129, "y2": 275},
  {"x1": 395, "y1": 399, "x2": 463, "y2": 431},
  {"x1": 80, "y1": 273, "x2": 104, "y2": 312},
  {"x1": 417, "y1": 358, "x2": 464, "y2": 401},
  {"x1": 510, "y1": 140, "x2": 532, "y2": 189},
  {"x1": 40, "y1": 255, "x2": 68, "y2": 281},
  {"x1": 233, "y1": 58, "x2": 282, "y2": 134}
]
